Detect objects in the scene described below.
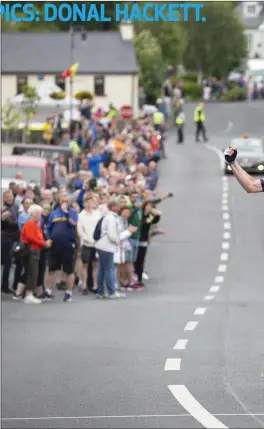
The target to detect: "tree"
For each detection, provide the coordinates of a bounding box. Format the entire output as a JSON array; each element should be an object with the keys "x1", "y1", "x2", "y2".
[
  {"x1": 134, "y1": 30, "x2": 165, "y2": 104},
  {"x1": 20, "y1": 85, "x2": 40, "y2": 143},
  {"x1": 134, "y1": 5, "x2": 186, "y2": 68},
  {"x1": 1, "y1": 101, "x2": 22, "y2": 143},
  {"x1": 182, "y1": 2, "x2": 247, "y2": 80}
]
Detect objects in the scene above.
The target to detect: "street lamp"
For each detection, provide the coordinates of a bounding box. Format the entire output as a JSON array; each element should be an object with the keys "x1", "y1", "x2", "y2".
[{"x1": 69, "y1": 25, "x2": 87, "y2": 135}]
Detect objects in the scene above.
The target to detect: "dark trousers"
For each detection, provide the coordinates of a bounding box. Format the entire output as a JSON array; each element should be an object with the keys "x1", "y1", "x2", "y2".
[
  {"x1": 135, "y1": 246, "x2": 148, "y2": 283},
  {"x1": 195, "y1": 122, "x2": 207, "y2": 142},
  {"x1": 1, "y1": 239, "x2": 13, "y2": 291},
  {"x1": 13, "y1": 259, "x2": 23, "y2": 291},
  {"x1": 177, "y1": 125, "x2": 184, "y2": 143}
]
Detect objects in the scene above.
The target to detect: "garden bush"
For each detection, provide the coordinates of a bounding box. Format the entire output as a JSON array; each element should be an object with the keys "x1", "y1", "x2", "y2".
[
  {"x1": 183, "y1": 81, "x2": 203, "y2": 100},
  {"x1": 223, "y1": 87, "x2": 247, "y2": 101}
]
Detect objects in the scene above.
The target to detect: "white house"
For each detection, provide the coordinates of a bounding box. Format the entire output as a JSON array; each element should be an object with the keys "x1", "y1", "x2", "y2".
[
  {"x1": 236, "y1": 1, "x2": 264, "y2": 59},
  {"x1": 1, "y1": 22, "x2": 139, "y2": 118}
]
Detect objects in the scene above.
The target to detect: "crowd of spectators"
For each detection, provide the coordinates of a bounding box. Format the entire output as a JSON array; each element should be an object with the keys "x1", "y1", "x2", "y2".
[{"x1": 1, "y1": 108, "x2": 173, "y2": 304}]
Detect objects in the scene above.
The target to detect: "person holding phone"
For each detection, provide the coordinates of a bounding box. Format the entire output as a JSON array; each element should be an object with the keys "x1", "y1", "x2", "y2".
[{"x1": 224, "y1": 147, "x2": 264, "y2": 193}]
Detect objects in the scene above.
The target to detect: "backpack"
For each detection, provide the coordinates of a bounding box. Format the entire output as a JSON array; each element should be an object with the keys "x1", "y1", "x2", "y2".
[{"x1": 93, "y1": 217, "x2": 105, "y2": 241}]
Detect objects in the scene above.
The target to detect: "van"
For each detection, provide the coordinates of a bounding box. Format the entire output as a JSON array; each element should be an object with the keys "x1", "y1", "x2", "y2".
[
  {"x1": 1, "y1": 156, "x2": 49, "y2": 188},
  {"x1": 12, "y1": 144, "x2": 74, "y2": 173}
]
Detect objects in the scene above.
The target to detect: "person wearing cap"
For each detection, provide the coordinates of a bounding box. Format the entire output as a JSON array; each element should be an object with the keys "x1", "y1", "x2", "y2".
[{"x1": 194, "y1": 102, "x2": 208, "y2": 142}]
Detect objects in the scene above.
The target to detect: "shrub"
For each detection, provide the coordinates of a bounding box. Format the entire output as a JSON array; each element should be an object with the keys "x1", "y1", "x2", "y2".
[
  {"x1": 184, "y1": 71, "x2": 198, "y2": 83},
  {"x1": 223, "y1": 87, "x2": 247, "y2": 101},
  {"x1": 183, "y1": 81, "x2": 203, "y2": 100},
  {"x1": 49, "y1": 92, "x2": 66, "y2": 100},
  {"x1": 74, "y1": 90, "x2": 94, "y2": 101}
]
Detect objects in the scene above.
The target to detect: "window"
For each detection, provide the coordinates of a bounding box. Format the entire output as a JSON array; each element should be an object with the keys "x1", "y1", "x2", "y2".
[
  {"x1": 94, "y1": 75, "x2": 105, "y2": 96},
  {"x1": 247, "y1": 4, "x2": 257, "y2": 15},
  {"x1": 247, "y1": 33, "x2": 253, "y2": 51},
  {"x1": 55, "y1": 75, "x2": 66, "y2": 91},
  {"x1": 16, "y1": 75, "x2": 28, "y2": 94}
]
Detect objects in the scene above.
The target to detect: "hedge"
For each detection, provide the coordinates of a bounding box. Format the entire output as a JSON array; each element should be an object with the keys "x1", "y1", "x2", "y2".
[
  {"x1": 222, "y1": 87, "x2": 247, "y2": 101},
  {"x1": 183, "y1": 81, "x2": 203, "y2": 100}
]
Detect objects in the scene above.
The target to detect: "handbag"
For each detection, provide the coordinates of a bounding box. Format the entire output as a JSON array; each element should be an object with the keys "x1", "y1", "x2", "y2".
[{"x1": 13, "y1": 241, "x2": 30, "y2": 259}]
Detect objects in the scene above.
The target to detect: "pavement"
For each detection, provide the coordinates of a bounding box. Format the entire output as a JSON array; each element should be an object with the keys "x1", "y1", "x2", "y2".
[{"x1": 2, "y1": 101, "x2": 264, "y2": 429}]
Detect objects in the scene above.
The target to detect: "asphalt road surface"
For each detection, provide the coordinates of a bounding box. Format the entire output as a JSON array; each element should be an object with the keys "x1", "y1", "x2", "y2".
[{"x1": 2, "y1": 102, "x2": 264, "y2": 429}]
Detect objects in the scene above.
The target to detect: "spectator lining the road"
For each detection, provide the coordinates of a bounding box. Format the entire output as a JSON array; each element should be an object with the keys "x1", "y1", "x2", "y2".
[{"x1": 3, "y1": 109, "x2": 174, "y2": 303}]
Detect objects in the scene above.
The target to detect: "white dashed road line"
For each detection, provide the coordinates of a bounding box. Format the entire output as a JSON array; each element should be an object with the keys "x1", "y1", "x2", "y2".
[
  {"x1": 222, "y1": 242, "x2": 230, "y2": 250},
  {"x1": 214, "y1": 275, "x2": 224, "y2": 283},
  {"x1": 194, "y1": 307, "x2": 207, "y2": 316},
  {"x1": 173, "y1": 339, "x2": 188, "y2": 350},
  {"x1": 210, "y1": 286, "x2": 220, "y2": 293},
  {"x1": 184, "y1": 321, "x2": 199, "y2": 331},
  {"x1": 164, "y1": 358, "x2": 181, "y2": 371},
  {"x1": 220, "y1": 253, "x2": 229, "y2": 261},
  {"x1": 204, "y1": 295, "x2": 215, "y2": 301},
  {"x1": 168, "y1": 385, "x2": 228, "y2": 428},
  {"x1": 218, "y1": 264, "x2": 227, "y2": 273}
]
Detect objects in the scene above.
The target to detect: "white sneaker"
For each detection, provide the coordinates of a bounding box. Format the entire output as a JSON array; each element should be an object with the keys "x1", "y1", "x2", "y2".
[
  {"x1": 143, "y1": 272, "x2": 149, "y2": 280},
  {"x1": 109, "y1": 291, "x2": 126, "y2": 299},
  {"x1": 24, "y1": 295, "x2": 42, "y2": 304}
]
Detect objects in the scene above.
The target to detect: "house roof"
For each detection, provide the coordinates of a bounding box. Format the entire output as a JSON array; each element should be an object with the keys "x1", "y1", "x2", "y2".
[
  {"x1": 2, "y1": 32, "x2": 138, "y2": 74},
  {"x1": 235, "y1": 2, "x2": 264, "y2": 29}
]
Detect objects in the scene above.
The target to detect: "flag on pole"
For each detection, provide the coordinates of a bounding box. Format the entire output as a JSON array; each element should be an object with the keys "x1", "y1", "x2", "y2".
[{"x1": 61, "y1": 63, "x2": 79, "y2": 79}]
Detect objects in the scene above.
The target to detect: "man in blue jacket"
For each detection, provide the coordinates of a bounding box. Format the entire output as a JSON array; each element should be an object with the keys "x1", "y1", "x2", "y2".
[{"x1": 45, "y1": 192, "x2": 78, "y2": 302}]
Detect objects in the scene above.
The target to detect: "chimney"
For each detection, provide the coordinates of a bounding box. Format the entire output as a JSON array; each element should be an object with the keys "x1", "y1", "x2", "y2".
[{"x1": 120, "y1": 20, "x2": 134, "y2": 41}]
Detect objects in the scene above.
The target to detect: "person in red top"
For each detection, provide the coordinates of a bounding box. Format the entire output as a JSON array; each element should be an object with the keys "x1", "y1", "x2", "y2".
[{"x1": 13, "y1": 205, "x2": 51, "y2": 304}]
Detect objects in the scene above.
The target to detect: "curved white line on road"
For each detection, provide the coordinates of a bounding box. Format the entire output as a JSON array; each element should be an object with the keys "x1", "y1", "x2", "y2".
[{"x1": 168, "y1": 385, "x2": 228, "y2": 429}]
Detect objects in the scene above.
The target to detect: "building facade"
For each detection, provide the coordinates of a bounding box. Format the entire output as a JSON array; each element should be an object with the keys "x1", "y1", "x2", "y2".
[
  {"x1": 1, "y1": 23, "x2": 139, "y2": 117},
  {"x1": 236, "y1": 1, "x2": 264, "y2": 58}
]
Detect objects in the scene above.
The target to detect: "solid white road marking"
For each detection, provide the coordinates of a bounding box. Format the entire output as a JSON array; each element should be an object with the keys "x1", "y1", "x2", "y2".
[
  {"x1": 218, "y1": 264, "x2": 227, "y2": 273},
  {"x1": 223, "y1": 213, "x2": 230, "y2": 220},
  {"x1": 215, "y1": 276, "x2": 224, "y2": 283},
  {"x1": 203, "y1": 144, "x2": 225, "y2": 170},
  {"x1": 184, "y1": 321, "x2": 198, "y2": 331},
  {"x1": 220, "y1": 253, "x2": 229, "y2": 261},
  {"x1": 194, "y1": 307, "x2": 207, "y2": 316},
  {"x1": 223, "y1": 231, "x2": 231, "y2": 240},
  {"x1": 225, "y1": 121, "x2": 233, "y2": 133},
  {"x1": 168, "y1": 385, "x2": 228, "y2": 429},
  {"x1": 164, "y1": 358, "x2": 181, "y2": 371},
  {"x1": 210, "y1": 286, "x2": 220, "y2": 293},
  {"x1": 173, "y1": 339, "x2": 188, "y2": 350},
  {"x1": 2, "y1": 413, "x2": 264, "y2": 421},
  {"x1": 222, "y1": 242, "x2": 230, "y2": 250},
  {"x1": 224, "y1": 222, "x2": 231, "y2": 229},
  {"x1": 204, "y1": 295, "x2": 215, "y2": 301}
]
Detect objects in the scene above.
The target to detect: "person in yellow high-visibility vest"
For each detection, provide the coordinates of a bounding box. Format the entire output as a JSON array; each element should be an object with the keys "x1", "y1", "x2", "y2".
[
  {"x1": 175, "y1": 110, "x2": 185, "y2": 143},
  {"x1": 194, "y1": 103, "x2": 208, "y2": 142},
  {"x1": 153, "y1": 102, "x2": 165, "y2": 132}
]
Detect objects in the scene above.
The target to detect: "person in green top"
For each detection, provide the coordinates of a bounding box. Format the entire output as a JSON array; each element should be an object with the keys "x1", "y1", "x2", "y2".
[{"x1": 128, "y1": 191, "x2": 143, "y2": 265}]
